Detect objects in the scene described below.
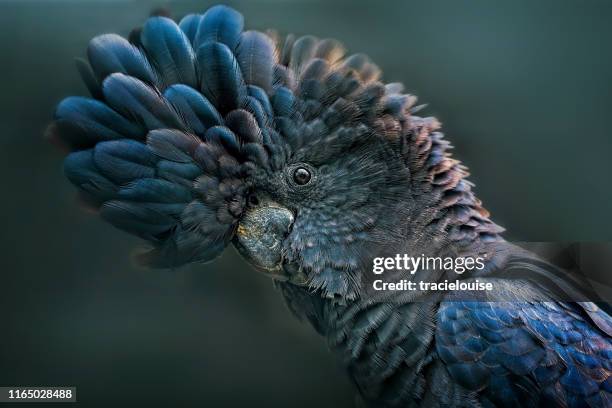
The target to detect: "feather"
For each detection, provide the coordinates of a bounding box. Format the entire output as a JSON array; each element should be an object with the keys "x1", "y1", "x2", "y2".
[
  {"x1": 53, "y1": 96, "x2": 145, "y2": 148},
  {"x1": 204, "y1": 126, "x2": 241, "y2": 157},
  {"x1": 272, "y1": 64, "x2": 296, "y2": 89},
  {"x1": 164, "y1": 84, "x2": 223, "y2": 137},
  {"x1": 241, "y1": 143, "x2": 269, "y2": 168},
  {"x1": 157, "y1": 160, "x2": 202, "y2": 186},
  {"x1": 117, "y1": 178, "x2": 192, "y2": 204},
  {"x1": 314, "y1": 38, "x2": 345, "y2": 64},
  {"x1": 236, "y1": 30, "x2": 276, "y2": 92},
  {"x1": 87, "y1": 34, "x2": 157, "y2": 85},
  {"x1": 178, "y1": 14, "x2": 202, "y2": 44},
  {"x1": 194, "y1": 5, "x2": 243, "y2": 50},
  {"x1": 298, "y1": 58, "x2": 329, "y2": 102},
  {"x1": 240, "y1": 95, "x2": 268, "y2": 128},
  {"x1": 342, "y1": 53, "x2": 381, "y2": 83},
  {"x1": 271, "y1": 86, "x2": 295, "y2": 117},
  {"x1": 63, "y1": 149, "x2": 117, "y2": 201},
  {"x1": 192, "y1": 143, "x2": 221, "y2": 174},
  {"x1": 385, "y1": 82, "x2": 404, "y2": 95},
  {"x1": 279, "y1": 33, "x2": 295, "y2": 66},
  {"x1": 147, "y1": 203, "x2": 231, "y2": 266},
  {"x1": 224, "y1": 109, "x2": 262, "y2": 144},
  {"x1": 146, "y1": 128, "x2": 201, "y2": 163},
  {"x1": 384, "y1": 94, "x2": 416, "y2": 116},
  {"x1": 93, "y1": 139, "x2": 157, "y2": 184},
  {"x1": 197, "y1": 42, "x2": 246, "y2": 114},
  {"x1": 289, "y1": 35, "x2": 318, "y2": 76},
  {"x1": 138, "y1": 231, "x2": 227, "y2": 268},
  {"x1": 100, "y1": 200, "x2": 178, "y2": 239},
  {"x1": 300, "y1": 58, "x2": 329, "y2": 82},
  {"x1": 217, "y1": 155, "x2": 242, "y2": 179},
  {"x1": 102, "y1": 73, "x2": 185, "y2": 130},
  {"x1": 194, "y1": 175, "x2": 223, "y2": 206},
  {"x1": 140, "y1": 16, "x2": 197, "y2": 88},
  {"x1": 246, "y1": 85, "x2": 273, "y2": 118}
]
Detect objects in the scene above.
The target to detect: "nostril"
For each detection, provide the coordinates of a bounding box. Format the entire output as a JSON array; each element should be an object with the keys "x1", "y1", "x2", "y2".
[{"x1": 248, "y1": 193, "x2": 259, "y2": 207}]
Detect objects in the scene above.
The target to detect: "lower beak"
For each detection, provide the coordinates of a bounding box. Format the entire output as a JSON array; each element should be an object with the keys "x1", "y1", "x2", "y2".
[{"x1": 233, "y1": 202, "x2": 294, "y2": 276}]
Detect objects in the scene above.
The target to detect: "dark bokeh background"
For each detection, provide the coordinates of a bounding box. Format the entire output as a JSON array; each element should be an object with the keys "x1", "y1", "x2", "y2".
[{"x1": 1, "y1": 0, "x2": 611, "y2": 406}]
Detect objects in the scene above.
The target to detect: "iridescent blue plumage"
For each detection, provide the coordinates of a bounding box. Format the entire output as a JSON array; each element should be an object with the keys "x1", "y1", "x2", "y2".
[
  {"x1": 163, "y1": 84, "x2": 224, "y2": 135},
  {"x1": 437, "y1": 297, "x2": 611, "y2": 407},
  {"x1": 140, "y1": 17, "x2": 197, "y2": 88},
  {"x1": 88, "y1": 34, "x2": 157, "y2": 86}
]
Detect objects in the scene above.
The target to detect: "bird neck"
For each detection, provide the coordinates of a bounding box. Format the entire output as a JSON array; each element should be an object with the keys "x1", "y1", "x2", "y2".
[{"x1": 278, "y1": 281, "x2": 444, "y2": 404}]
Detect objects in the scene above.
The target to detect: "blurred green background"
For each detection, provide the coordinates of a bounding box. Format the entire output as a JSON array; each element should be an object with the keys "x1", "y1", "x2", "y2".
[{"x1": 0, "y1": 0, "x2": 611, "y2": 406}]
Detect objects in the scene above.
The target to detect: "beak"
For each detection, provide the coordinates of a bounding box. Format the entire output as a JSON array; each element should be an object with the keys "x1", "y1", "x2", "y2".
[{"x1": 233, "y1": 201, "x2": 294, "y2": 277}]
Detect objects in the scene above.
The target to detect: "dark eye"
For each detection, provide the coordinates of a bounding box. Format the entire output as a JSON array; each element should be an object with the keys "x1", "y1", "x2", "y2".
[{"x1": 293, "y1": 167, "x2": 312, "y2": 185}]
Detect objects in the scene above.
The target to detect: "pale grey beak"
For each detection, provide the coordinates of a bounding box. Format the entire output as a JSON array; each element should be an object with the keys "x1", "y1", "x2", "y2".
[{"x1": 233, "y1": 202, "x2": 294, "y2": 275}]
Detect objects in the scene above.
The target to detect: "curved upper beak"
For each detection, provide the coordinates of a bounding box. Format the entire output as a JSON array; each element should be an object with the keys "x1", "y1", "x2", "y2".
[{"x1": 232, "y1": 201, "x2": 294, "y2": 277}]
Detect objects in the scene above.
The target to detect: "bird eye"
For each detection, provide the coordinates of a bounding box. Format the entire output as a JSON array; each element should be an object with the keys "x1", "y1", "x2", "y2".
[{"x1": 293, "y1": 167, "x2": 312, "y2": 185}]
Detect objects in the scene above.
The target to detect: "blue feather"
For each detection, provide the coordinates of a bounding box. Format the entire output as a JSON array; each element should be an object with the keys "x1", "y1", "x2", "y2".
[
  {"x1": 178, "y1": 13, "x2": 202, "y2": 44},
  {"x1": 118, "y1": 178, "x2": 192, "y2": 203},
  {"x1": 271, "y1": 86, "x2": 295, "y2": 117},
  {"x1": 63, "y1": 149, "x2": 117, "y2": 201},
  {"x1": 87, "y1": 34, "x2": 157, "y2": 85},
  {"x1": 102, "y1": 73, "x2": 184, "y2": 130},
  {"x1": 164, "y1": 84, "x2": 223, "y2": 136},
  {"x1": 194, "y1": 5, "x2": 243, "y2": 50},
  {"x1": 170, "y1": 201, "x2": 232, "y2": 262},
  {"x1": 146, "y1": 128, "x2": 200, "y2": 163},
  {"x1": 157, "y1": 160, "x2": 202, "y2": 186},
  {"x1": 240, "y1": 95, "x2": 268, "y2": 128},
  {"x1": 193, "y1": 143, "x2": 222, "y2": 174},
  {"x1": 224, "y1": 109, "x2": 262, "y2": 144},
  {"x1": 93, "y1": 139, "x2": 157, "y2": 184},
  {"x1": 498, "y1": 347, "x2": 545, "y2": 376},
  {"x1": 100, "y1": 200, "x2": 178, "y2": 239},
  {"x1": 196, "y1": 42, "x2": 246, "y2": 114},
  {"x1": 289, "y1": 35, "x2": 318, "y2": 76},
  {"x1": 139, "y1": 232, "x2": 227, "y2": 268},
  {"x1": 247, "y1": 85, "x2": 273, "y2": 118},
  {"x1": 204, "y1": 126, "x2": 240, "y2": 157},
  {"x1": 560, "y1": 365, "x2": 600, "y2": 397},
  {"x1": 272, "y1": 64, "x2": 296, "y2": 89},
  {"x1": 53, "y1": 97, "x2": 145, "y2": 148},
  {"x1": 140, "y1": 16, "x2": 197, "y2": 88},
  {"x1": 241, "y1": 143, "x2": 269, "y2": 168},
  {"x1": 236, "y1": 30, "x2": 275, "y2": 92}
]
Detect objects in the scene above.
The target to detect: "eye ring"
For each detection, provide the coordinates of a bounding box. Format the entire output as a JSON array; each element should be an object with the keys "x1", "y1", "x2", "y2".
[
  {"x1": 287, "y1": 163, "x2": 317, "y2": 188},
  {"x1": 293, "y1": 167, "x2": 312, "y2": 185}
]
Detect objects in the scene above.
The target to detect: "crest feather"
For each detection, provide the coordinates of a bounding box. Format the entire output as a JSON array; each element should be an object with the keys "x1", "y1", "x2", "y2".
[{"x1": 49, "y1": 4, "x2": 501, "y2": 270}]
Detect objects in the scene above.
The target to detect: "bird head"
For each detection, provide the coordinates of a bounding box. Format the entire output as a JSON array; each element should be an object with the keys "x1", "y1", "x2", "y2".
[
  {"x1": 232, "y1": 104, "x2": 414, "y2": 298},
  {"x1": 48, "y1": 5, "x2": 502, "y2": 302}
]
